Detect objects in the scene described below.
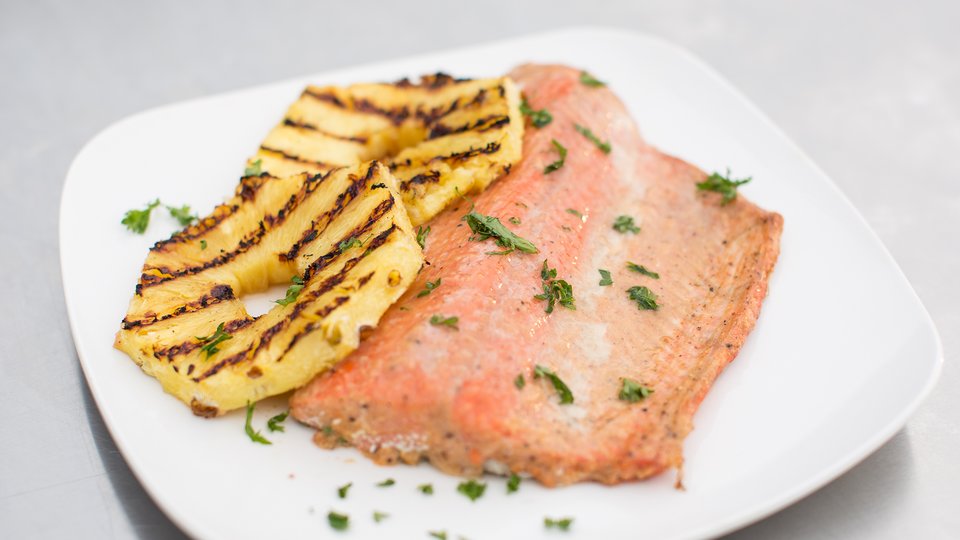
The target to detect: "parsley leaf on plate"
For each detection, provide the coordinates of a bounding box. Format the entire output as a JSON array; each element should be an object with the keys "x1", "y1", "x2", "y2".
[{"x1": 121, "y1": 199, "x2": 160, "y2": 234}]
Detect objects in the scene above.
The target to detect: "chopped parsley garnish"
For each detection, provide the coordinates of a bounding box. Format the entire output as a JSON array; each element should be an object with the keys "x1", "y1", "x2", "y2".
[
  {"x1": 626, "y1": 262, "x2": 659, "y2": 279},
  {"x1": 327, "y1": 511, "x2": 349, "y2": 531},
  {"x1": 612, "y1": 215, "x2": 640, "y2": 234},
  {"x1": 579, "y1": 71, "x2": 606, "y2": 87},
  {"x1": 429, "y1": 531, "x2": 448, "y2": 540},
  {"x1": 377, "y1": 478, "x2": 396, "y2": 487},
  {"x1": 244, "y1": 159, "x2": 262, "y2": 176},
  {"x1": 619, "y1": 378, "x2": 654, "y2": 402},
  {"x1": 457, "y1": 479, "x2": 487, "y2": 501},
  {"x1": 519, "y1": 97, "x2": 553, "y2": 128},
  {"x1": 338, "y1": 236, "x2": 364, "y2": 251},
  {"x1": 166, "y1": 204, "x2": 197, "y2": 226},
  {"x1": 627, "y1": 285, "x2": 659, "y2": 310},
  {"x1": 373, "y1": 511, "x2": 389, "y2": 523},
  {"x1": 544, "y1": 517, "x2": 574, "y2": 531},
  {"x1": 509, "y1": 216, "x2": 521, "y2": 225},
  {"x1": 417, "y1": 278, "x2": 442, "y2": 297},
  {"x1": 598, "y1": 269, "x2": 613, "y2": 286},
  {"x1": 337, "y1": 482, "x2": 352, "y2": 499},
  {"x1": 244, "y1": 401, "x2": 271, "y2": 445},
  {"x1": 429, "y1": 314, "x2": 459, "y2": 330},
  {"x1": 574, "y1": 123, "x2": 611, "y2": 154},
  {"x1": 696, "y1": 169, "x2": 752, "y2": 205},
  {"x1": 534, "y1": 260, "x2": 575, "y2": 314},
  {"x1": 371, "y1": 182, "x2": 388, "y2": 189},
  {"x1": 267, "y1": 410, "x2": 288, "y2": 432},
  {"x1": 121, "y1": 199, "x2": 160, "y2": 234},
  {"x1": 200, "y1": 239, "x2": 207, "y2": 250},
  {"x1": 565, "y1": 208, "x2": 584, "y2": 220},
  {"x1": 275, "y1": 276, "x2": 305, "y2": 306},
  {"x1": 416, "y1": 225, "x2": 431, "y2": 249},
  {"x1": 514, "y1": 374, "x2": 526, "y2": 389},
  {"x1": 463, "y1": 210, "x2": 538, "y2": 255},
  {"x1": 507, "y1": 473, "x2": 521, "y2": 493},
  {"x1": 418, "y1": 483, "x2": 434, "y2": 495},
  {"x1": 543, "y1": 139, "x2": 567, "y2": 174},
  {"x1": 534, "y1": 365, "x2": 574, "y2": 405},
  {"x1": 196, "y1": 322, "x2": 232, "y2": 359}
]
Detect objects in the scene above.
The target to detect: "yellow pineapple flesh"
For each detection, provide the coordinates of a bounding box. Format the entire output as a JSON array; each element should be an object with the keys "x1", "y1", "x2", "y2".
[
  {"x1": 115, "y1": 162, "x2": 423, "y2": 416},
  {"x1": 249, "y1": 73, "x2": 523, "y2": 225}
]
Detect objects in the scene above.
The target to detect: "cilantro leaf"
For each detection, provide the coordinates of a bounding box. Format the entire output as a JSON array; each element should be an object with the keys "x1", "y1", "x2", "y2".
[
  {"x1": 267, "y1": 410, "x2": 288, "y2": 432},
  {"x1": 200, "y1": 239, "x2": 207, "y2": 250},
  {"x1": 337, "y1": 482, "x2": 352, "y2": 499},
  {"x1": 417, "y1": 278, "x2": 442, "y2": 298},
  {"x1": 574, "y1": 123, "x2": 611, "y2": 153},
  {"x1": 534, "y1": 365, "x2": 574, "y2": 405},
  {"x1": 327, "y1": 511, "x2": 349, "y2": 531},
  {"x1": 619, "y1": 378, "x2": 654, "y2": 403},
  {"x1": 121, "y1": 199, "x2": 160, "y2": 234},
  {"x1": 626, "y1": 262, "x2": 659, "y2": 279},
  {"x1": 543, "y1": 139, "x2": 567, "y2": 174},
  {"x1": 544, "y1": 517, "x2": 574, "y2": 530},
  {"x1": 416, "y1": 225, "x2": 431, "y2": 249},
  {"x1": 514, "y1": 374, "x2": 526, "y2": 389},
  {"x1": 244, "y1": 401, "x2": 271, "y2": 445},
  {"x1": 373, "y1": 511, "x2": 389, "y2": 523},
  {"x1": 457, "y1": 479, "x2": 487, "y2": 501},
  {"x1": 429, "y1": 531, "x2": 447, "y2": 540},
  {"x1": 418, "y1": 483, "x2": 434, "y2": 495},
  {"x1": 519, "y1": 97, "x2": 553, "y2": 128},
  {"x1": 696, "y1": 169, "x2": 752, "y2": 205},
  {"x1": 598, "y1": 269, "x2": 613, "y2": 286},
  {"x1": 565, "y1": 208, "x2": 584, "y2": 220},
  {"x1": 627, "y1": 285, "x2": 659, "y2": 310},
  {"x1": 166, "y1": 204, "x2": 197, "y2": 226},
  {"x1": 463, "y1": 210, "x2": 538, "y2": 255},
  {"x1": 579, "y1": 71, "x2": 606, "y2": 87},
  {"x1": 507, "y1": 473, "x2": 521, "y2": 493},
  {"x1": 275, "y1": 275, "x2": 305, "y2": 306},
  {"x1": 429, "y1": 314, "x2": 459, "y2": 330},
  {"x1": 612, "y1": 215, "x2": 640, "y2": 234},
  {"x1": 533, "y1": 260, "x2": 575, "y2": 314},
  {"x1": 338, "y1": 236, "x2": 364, "y2": 251},
  {"x1": 196, "y1": 322, "x2": 232, "y2": 359},
  {"x1": 377, "y1": 478, "x2": 395, "y2": 487}
]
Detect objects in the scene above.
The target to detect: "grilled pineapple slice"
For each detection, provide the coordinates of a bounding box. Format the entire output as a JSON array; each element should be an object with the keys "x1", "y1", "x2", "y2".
[
  {"x1": 251, "y1": 73, "x2": 523, "y2": 225},
  {"x1": 115, "y1": 162, "x2": 423, "y2": 416}
]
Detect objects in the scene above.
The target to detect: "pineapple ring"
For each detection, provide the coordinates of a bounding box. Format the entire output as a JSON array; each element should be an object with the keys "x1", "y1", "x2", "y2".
[
  {"x1": 251, "y1": 73, "x2": 523, "y2": 226},
  {"x1": 115, "y1": 162, "x2": 424, "y2": 416}
]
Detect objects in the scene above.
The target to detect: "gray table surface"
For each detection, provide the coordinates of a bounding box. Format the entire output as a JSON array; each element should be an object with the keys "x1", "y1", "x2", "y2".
[{"x1": 2, "y1": 0, "x2": 957, "y2": 538}]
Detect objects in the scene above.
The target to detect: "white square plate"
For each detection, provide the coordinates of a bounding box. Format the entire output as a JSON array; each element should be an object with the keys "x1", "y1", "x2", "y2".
[{"x1": 60, "y1": 28, "x2": 942, "y2": 539}]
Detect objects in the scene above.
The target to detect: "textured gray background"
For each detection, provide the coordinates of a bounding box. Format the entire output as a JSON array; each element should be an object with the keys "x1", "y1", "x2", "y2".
[{"x1": 1, "y1": 0, "x2": 957, "y2": 538}]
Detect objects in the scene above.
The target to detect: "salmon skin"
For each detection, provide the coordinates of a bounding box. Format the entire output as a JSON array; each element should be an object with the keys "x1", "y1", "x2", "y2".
[{"x1": 290, "y1": 64, "x2": 783, "y2": 486}]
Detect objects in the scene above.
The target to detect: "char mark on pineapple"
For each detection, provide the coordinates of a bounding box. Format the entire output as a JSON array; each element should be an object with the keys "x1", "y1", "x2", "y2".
[
  {"x1": 139, "y1": 176, "x2": 322, "y2": 290},
  {"x1": 280, "y1": 163, "x2": 383, "y2": 261},
  {"x1": 152, "y1": 317, "x2": 253, "y2": 362},
  {"x1": 122, "y1": 284, "x2": 236, "y2": 329},
  {"x1": 400, "y1": 170, "x2": 442, "y2": 191},
  {"x1": 302, "y1": 88, "x2": 347, "y2": 108},
  {"x1": 259, "y1": 145, "x2": 333, "y2": 168},
  {"x1": 282, "y1": 118, "x2": 368, "y2": 144},
  {"x1": 427, "y1": 114, "x2": 511, "y2": 140},
  {"x1": 192, "y1": 257, "x2": 377, "y2": 382}
]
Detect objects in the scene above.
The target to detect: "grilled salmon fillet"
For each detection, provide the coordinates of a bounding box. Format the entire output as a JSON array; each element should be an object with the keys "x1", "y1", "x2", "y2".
[{"x1": 290, "y1": 64, "x2": 783, "y2": 485}]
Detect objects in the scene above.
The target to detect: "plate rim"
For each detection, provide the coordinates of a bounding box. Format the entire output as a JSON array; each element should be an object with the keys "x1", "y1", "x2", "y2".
[{"x1": 59, "y1": 25, "x2": 944, "y2": 540}]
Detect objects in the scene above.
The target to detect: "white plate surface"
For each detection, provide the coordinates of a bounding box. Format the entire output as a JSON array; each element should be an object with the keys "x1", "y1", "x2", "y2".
[{"x1": 60, "y1": 27, "x2": 942, "y2": 540}]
